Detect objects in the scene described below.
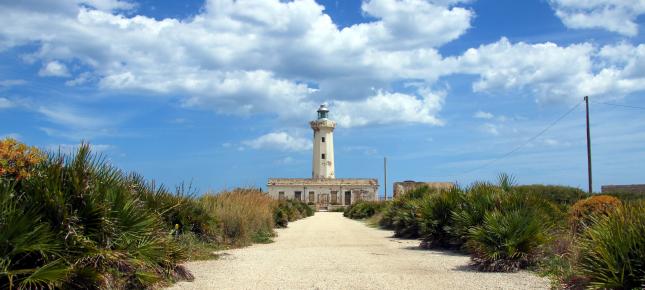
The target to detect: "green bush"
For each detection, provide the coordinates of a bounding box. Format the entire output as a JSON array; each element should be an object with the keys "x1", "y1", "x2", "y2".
[
  {"x1": 467, "y1": 208, "x2": 550, "y2": 272},
  {"x1": 515, "y1": 184, "x2": 586, "y2": 206},
  {"x1": 419, "y1": 188, "x2": 462, "y2": 249},
  {"x1": 391, "y1": 199, "x2": 423, "y2": 239},
  {"x1": 344, "y1": 201, "x2": 385, "y2": 219},
  {"x1": 273, "y1": 199, "x2": 313, "y2": 228},
  {"x1": 449, "y1": 182, "x2": 500, "y2": 247},
  {"x1": 576, "y1": 202, "x2": 645, "y2": 289}
]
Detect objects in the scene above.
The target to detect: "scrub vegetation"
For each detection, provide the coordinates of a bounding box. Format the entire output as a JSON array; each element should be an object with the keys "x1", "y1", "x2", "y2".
[
  {"x1": 0, "y1": 138, "x2": 313, "y2": 289},
  {"x1": 344, "y1": 173, "x2": 645, "y2": 289}
]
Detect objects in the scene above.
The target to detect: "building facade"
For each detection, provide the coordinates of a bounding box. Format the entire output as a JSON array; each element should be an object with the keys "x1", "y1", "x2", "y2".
[{"x1": 267, "y1": 105, "x2": 378, "y2": 210}]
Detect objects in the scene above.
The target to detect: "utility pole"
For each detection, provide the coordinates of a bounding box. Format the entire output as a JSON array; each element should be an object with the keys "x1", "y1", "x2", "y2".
[
  {"x1": 584, "y1": 96, "x2": 593, "y2": 194},
  {"x1": 384, "y1": 157, "x2": 387, "y2": 201}
]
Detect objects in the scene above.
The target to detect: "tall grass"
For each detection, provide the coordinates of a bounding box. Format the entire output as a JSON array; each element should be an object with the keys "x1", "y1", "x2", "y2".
[
  {"x1": 200, "y1": 189, "x2": 275, "y2": 247},
  {"x1": 576, "y1": 201, "x2": 645, "y2": 289}
]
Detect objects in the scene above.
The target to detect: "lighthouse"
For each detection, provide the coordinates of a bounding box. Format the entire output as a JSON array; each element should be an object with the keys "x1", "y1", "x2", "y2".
[
  {"x1": 267, "y1": 104, "x2": 378, "y2": 210},
  {"x1": 310, "y1": 104, "x2": 335, "y2": 179}
]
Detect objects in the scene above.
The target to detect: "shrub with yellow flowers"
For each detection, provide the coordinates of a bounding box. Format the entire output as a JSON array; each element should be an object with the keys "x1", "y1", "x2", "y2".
[
  {"x1": 0, "y1": 138, "x2": 45, "y2": 180},
  {"x1": 569, "y1": 195, "x2": 621, "y2": 233}
]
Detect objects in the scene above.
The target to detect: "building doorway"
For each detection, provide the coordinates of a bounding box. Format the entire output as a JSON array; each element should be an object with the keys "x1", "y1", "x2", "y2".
[
  {"x1": 294, "y1": 191, "x2": 302, "y2": 201},
  {"x1": 344, "y1": 191, "x2": 351, "y2": 205},
  {"x1": 318, "y1": 193, "x2": 329, "y2": 209}
]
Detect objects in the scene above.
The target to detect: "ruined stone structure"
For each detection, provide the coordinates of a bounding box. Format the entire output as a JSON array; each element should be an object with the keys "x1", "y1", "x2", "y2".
[
  {"x1": 267, "y1": 105, "x2": 379, "y2": 210},
  {"x1": 393, "y1": 181, "x2": 454, "y2": 198},
  {"x1": 601, "y1": 184, "x2": 645, "y2": 194}
]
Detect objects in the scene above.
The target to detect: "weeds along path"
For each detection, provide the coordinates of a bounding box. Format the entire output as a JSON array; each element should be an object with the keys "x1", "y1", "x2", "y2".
[{"x1": 168, "y1": 212, "x2": 548, "y2": 290}]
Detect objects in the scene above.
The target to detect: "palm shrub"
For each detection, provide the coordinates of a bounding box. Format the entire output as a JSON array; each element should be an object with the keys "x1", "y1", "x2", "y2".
[
  {"x1": 449, "y1": 182, "x2": 500, "y2": 247},
  {"x1": 1, "y1": 144, "x2": 192, "y2": 289},
  {"x1": 459, "y1": 174, "x2": 556, "y2": 271},
  {"x1": 0, "y1": 180, "x2": 68, "y2": 289},
  {"x1": 576, "y1": 202, "x2": 645, "y2": 289},
  {"x1": 379, "y1": 199, "x2": 405, "y2": 229},
  {"x1": 467, "y1": 207, "x2": 550, "y2": 272},
  {"x1": 419, "y1": 187, "x2": 462, "y2": 249},
  {"x1": 344, "y1": 201, "x2": 385, "y2": 219},
  {"x1": 569, "y1": 195, "x2": 621, "y2": 233},
  {"x1": 131, "y1": 177, "x2": 218, "y2": 241},
  {"x1": 392, "y1": 199, "x2": 423, "y2": 239},
  {"x1": 379, "y1": 186, "x2": 433, "y2": 230}
]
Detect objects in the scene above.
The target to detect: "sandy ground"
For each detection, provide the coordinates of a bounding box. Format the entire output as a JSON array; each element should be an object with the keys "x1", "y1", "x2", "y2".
[{"x1": 169, "y1": 212, "x2": 549, "y2": 290}]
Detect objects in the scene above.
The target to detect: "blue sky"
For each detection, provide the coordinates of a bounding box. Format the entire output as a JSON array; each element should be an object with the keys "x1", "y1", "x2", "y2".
[{"x1": 1, "y1": 0, "x2": 644, "y2": 194}]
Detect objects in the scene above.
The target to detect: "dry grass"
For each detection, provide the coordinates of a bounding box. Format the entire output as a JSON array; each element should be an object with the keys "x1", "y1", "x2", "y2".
[{"x1": 200, "y1": 188, "x2": 275, "y2": 246}]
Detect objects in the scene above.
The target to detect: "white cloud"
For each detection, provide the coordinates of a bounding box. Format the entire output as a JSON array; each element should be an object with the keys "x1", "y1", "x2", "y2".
[
  {"x1": 35, "y1": 105, "x2": 118, "y2": 140},
  {"x1": 79, "y1": 0, "x2": 136, "y2": 12},
  {"x1": 0, "y1": 0, "x2": 644, "y2": 130},
  {"x1": 38, "y1": 61, "x2": 70, "y2": 77},
  {"x1": 474, "y1": 110, "x2": 494, "y2": 119},
  {"x1": 453, "y1": 38, "x2": 645, "y2": 103},
  {"x1": 357, "y1": 0, "x2": 472, "y2": 49},
  {"x1": 243, "y1": 131, "x2": 312, "y2": 152},
  {"x1": 481, "y1": 123, "x2": 500, "y2": 136},
  {"x1": 549, "y1": 0, "x2": 645, "y2": 36},
  {"x1": 0, "y1": 0, "x2": 471, "y2": 127},
  {"x1": 332, "y1": 89, "x2": 445, "y2": 127},
  {"x1": 37, "y1": 106, "x2": 108, "y2": 128},
  {"x1": 0, "y1": 98, "x2": 14, "y2": 109}
]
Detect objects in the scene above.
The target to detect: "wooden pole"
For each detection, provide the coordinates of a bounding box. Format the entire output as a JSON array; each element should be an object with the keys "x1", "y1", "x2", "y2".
[
  {"x1": 384, "y1": 157, "x2": 387, "y2": 201},
  {"x1": 585, "y1": 96, "x2": 593, "y2": 194}
]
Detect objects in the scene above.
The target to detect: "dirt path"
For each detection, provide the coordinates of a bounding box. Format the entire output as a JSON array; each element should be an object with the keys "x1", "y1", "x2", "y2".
[{"x1": 169, "y1": 212, "x2": 549, "y2": 290}]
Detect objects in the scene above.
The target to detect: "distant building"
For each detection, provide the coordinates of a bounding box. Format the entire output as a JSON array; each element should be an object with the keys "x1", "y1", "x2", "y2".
[
  {"x1": 601, "y1": 184, "x2": 645, "y2": 195},
  {"x1": 393, "y1": 181, "x2": 454, "y2": 198},
  {"x1": 267, "y1": 105, "x2": 378, "y2": 210}
]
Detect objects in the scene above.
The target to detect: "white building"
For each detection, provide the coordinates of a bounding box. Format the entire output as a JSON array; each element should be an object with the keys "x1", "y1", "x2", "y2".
[{"x1": 267, "y1": 105, "x2": 379, "y2": 210}]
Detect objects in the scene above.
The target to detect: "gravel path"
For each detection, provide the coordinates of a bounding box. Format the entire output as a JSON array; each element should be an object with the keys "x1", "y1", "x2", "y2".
[{"x1": 169, "y1": 212, "x2": 549, "y2": 290}]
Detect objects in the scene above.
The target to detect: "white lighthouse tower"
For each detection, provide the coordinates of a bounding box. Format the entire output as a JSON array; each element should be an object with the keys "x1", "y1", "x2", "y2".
[{"x1": 310, "y1": 104, "x2": 336, "y2": 179}]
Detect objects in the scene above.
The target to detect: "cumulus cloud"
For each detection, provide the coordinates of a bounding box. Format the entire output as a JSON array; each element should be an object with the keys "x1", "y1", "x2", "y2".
[
  {"x1": 0, "y1": 0, "x2": 644, "y2": 130},
  {"x1": 0, "y1": 0, "x2": 472, "y2": 127},
  {"x1": 38, "y1": 61, "x2": 70, "y2": 77},
  {"x1": 549, "y1": 0, "x2": 645, "y2": 36},
  {"x1": 332, "y1": 89, "x2": 445, "y2": 127},
  {"x1": 243, "y1": 132, "x2": 313, "y2": 152},
  {"x1": 453, "y1": 38, "x2": 645, "y2": 103}
]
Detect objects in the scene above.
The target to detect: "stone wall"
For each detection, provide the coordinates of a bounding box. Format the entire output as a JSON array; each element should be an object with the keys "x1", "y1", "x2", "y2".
[
  {"x1": 601, "y1": 184, "x2": 645, "y2": 194},
  {"x1": 392, "y1": 181, "x2": 454, "y2": 198}
]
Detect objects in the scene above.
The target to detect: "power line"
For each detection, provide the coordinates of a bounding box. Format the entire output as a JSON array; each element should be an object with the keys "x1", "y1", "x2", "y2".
[
  {"x1": 593, "y1": 102, "x2": 645, "y2": 110},
  {"x1": 452, "y1": 101, "x2": 583, "y2": 178}
]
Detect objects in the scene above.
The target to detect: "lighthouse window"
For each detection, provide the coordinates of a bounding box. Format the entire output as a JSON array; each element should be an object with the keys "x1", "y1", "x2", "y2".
[
  {"x1": 321, "y1": 137, "x2": 325, "y2": 142},
  {"x1": 321, "y1": 154, "x2": 326, "y2": 159}
]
